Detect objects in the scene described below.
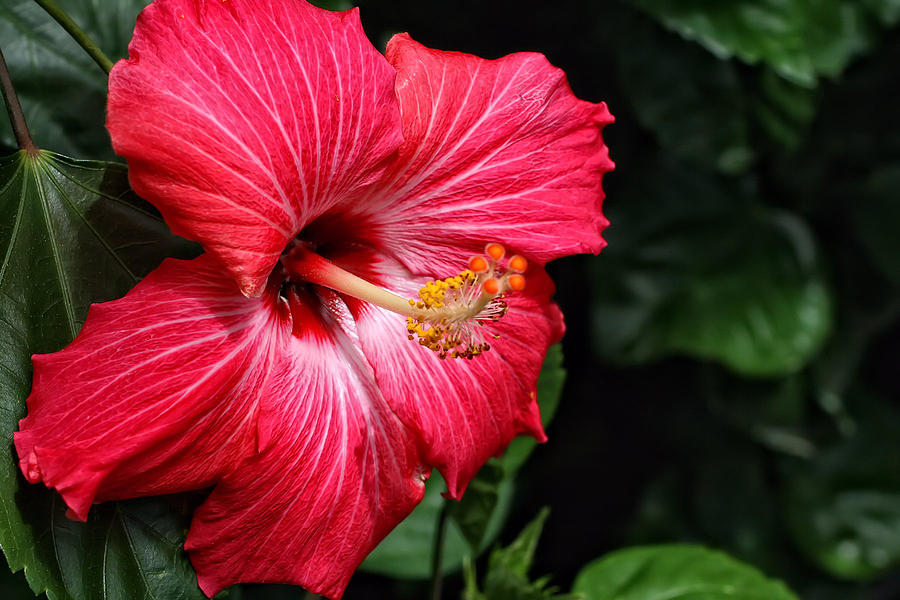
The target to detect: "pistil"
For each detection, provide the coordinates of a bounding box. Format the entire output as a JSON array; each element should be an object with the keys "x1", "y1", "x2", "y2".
[
  {"x1": 282, "y1": 243, "x2": 528, "y2": 359},
  {"x1": 283, "y1": 245, "x2": 416, "y2": 317}
]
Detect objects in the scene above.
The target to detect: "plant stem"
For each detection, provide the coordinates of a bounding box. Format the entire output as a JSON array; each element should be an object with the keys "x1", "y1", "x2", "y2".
[
  {"x1": 0, "y1": 47, "x2": 36, "y2": 153},
  {"x1": 33, "y1": 0, "x2": 113, "y2": 74},
  {"x1": 430, "y1": 500, "x2": 450, "y2": 600}
]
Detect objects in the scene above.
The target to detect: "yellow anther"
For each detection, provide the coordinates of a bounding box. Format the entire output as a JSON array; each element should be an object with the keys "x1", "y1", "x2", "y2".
[{"x1": 403, "y1": 243, "x2": 524, "y2": 359}]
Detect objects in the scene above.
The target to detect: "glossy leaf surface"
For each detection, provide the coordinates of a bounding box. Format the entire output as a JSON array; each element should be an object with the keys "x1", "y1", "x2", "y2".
[
  {"x1": 592, "y1": 159, "x2": 832, "y2": 376},
  {"x1": 0, "y1": 150, "x2": 199, "y2": 600},
  {"x1": 784, "y1": 402, "x2": 900, "y2": 581},
  {"x1": 0, "y1": 0, "x2": 151, "y2": 157},
  {"x1": 573, "y1": 545, "x2": 799, "y2": 600},
  {"x1": 630, "y1": 0, "x2": 899, "y2": 87}
]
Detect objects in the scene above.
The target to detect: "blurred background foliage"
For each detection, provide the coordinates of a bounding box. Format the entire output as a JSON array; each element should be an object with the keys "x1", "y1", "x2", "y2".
[{"x1": 1, "y1": 0, "x2": 900, "y2": 598}]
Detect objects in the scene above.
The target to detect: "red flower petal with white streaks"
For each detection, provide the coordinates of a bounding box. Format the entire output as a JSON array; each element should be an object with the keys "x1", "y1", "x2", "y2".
[
  {"x1": 357, "y1": 34, "x2": 614, "y2": 275},
  {"x1": 348, "y1": 253, "x2": 563, "y2": 499},
  {"x1": 16, "y1": 257, "x2": 428, "y2": 598},
  {"x1": 187, "y1": 289, "x2": 426, "y2": 598},
  {"x1": 14, "y1": 256, "x2": 281, "y2": 520},
  {"x1": 19, "y1": 2, "x2": 616, "y2": 596},
  {"x1": 107, "y1": 0, "x2": 403, "y2": 297}
]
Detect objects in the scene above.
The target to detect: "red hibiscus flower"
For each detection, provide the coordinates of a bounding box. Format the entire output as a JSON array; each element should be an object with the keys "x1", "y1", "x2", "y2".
[{"x1": 13, "y1": 0, "x2": 613, "y2": 597}]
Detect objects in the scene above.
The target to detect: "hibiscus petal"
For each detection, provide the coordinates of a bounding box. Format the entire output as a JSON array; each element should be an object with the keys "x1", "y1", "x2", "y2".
[
  {"x1": 349, "y1": 254, "x2": 564, "y2": 499},
  {"x1": 107, "y1": 0, "x2": 403, "y2": 297},
  {"x1": 186, "y1": 288, "x2": 427, "y2": 599},
  {"x1": 360, "y1": 33, "x2": 614, "y2": 275},
  {"x1": 14, "y1": 255, "x2": 283, "y2": 520}
]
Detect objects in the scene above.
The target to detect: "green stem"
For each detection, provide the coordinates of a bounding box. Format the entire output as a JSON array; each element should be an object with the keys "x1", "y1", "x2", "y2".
[
  {"x1": 33, "y1": 0, "x2": 113, "y2": 74},
  {"x1": 0, "y1": 47, "x2": 37, "y2": 153},
  {"x1": 430, "y1": 500, "x2": 450, "y2": 600}
]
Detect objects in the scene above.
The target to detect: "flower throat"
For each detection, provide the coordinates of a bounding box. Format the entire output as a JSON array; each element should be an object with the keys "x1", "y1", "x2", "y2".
[{"x1": 281, "y1": 243, "x2": 527, "y2": 359}]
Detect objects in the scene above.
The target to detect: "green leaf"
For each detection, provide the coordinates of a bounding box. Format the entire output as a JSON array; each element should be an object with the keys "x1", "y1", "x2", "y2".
[
  {"x1": 705, "y1": 371, "x2": 815, "y2": 458},
  {"x1": 0, "y1": 149, "x2": 200, "y2": 599},
  {"x1": 451, "y1": 344, "x2": 566, "y2": 551},
  {"x1": 863, "y1": 0, "x2": 900, "y2": 25},
  {"x1": 0, "y1": 0, "x2": 151, "y2": 157},
  {"x1": 592, "y1": 158, "x2": 832, "y2": 376},
  {"x1": 605, "y1": 5, "x2": 821, "y2": 170},
  {"x1": 774, "y1": 33, "x2": 900, "y2": 213},
  {"x1": 361, "y1": 345, "x2": 566, "y2": 577},
  {"x1": 572, "y1": 545, "x2": 799, "y2": 600},
  {"x1": 72, "y1": 497, "x2": 208, "y2": 600},
  {"x1": 750, "y1": 67, "x2": 820, "y2": 153},
  {"x1": 783, "y1": 400, "x2": 900, "y2": 580},
  {"x1": 629, "y1": 0, "x2": 892, "y2": 87},
  {"x1": 449, "y1": 461, "x2": 505, "y2": 551},
  {"x1": 608, "y1": 6, "x2": 755, "y2": 174},
  {"x1": 463, "y1": 509, "x2": 577, "y2": 600},
  {"x1": 486, "y1": 508, "x2": 548, "y2": 578},
  {"x1": 500, "y1": 344, "x2": 565, "y2": 474},
  {"x1": 359, "y1": 471, "x2": 513, "y2": 579}
]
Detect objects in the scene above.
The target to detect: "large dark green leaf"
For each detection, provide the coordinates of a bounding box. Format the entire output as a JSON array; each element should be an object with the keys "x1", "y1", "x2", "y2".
[
  {"x1": 572, "y1": 545, "x2": 799, "y2": 600},
  {"x1": 592, "y1": 158, "x2": 832, "y2": 376},
  {"x1": 705, "y1": 371, "x2": 814, "y2": 458},
  {"x1": 607, "y1": 6, "x2": 755, "y2": 174},
  {"x1": 604, "y1": 4, "x2": 822, "y2": 173},
  {"x1": 0, "y1": 149, "x2": 200, "y2": 599},
  {"x1": 361, "y1": 345, "x2": 566, "y2": 578},
  {"x1": 449, "y1": 462, "x2": 506, "y2": 552},
  {"x1": 864, "y1": 0, "x2": 900, "y2": 25},
  {"x1": 449, "y1": 344, "x2": 565, "y2": 551},
  {"x1": 0, "y1": 0, "x2": 150, "y2": 157},
  {"x1": 750, "y1": 67, "x2": 820, "y2": 153},
  {"x1": 359, "y1": 470, "x2": 514, "y2": 580},
  {"x1": 774, "y1": 32, "x2": 900, "y2": 215},
  {"x1": 629, "y1": 0, "x2": 897, "y2": 87},
  {"x1": 783, "y1": 400, "x2": 900, "y2": 581}
]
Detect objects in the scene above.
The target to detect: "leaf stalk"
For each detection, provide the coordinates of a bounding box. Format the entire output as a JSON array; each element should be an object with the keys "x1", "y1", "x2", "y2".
[
  {"x1": 430, "y1": 499, "x2": 450, "y2": 600},
  {"x1": 33, "y1": 0, "x2": 114, "y2": 74},
  {"x1": 0, "y1": 47, "x2": 37, "y2": 154}
]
